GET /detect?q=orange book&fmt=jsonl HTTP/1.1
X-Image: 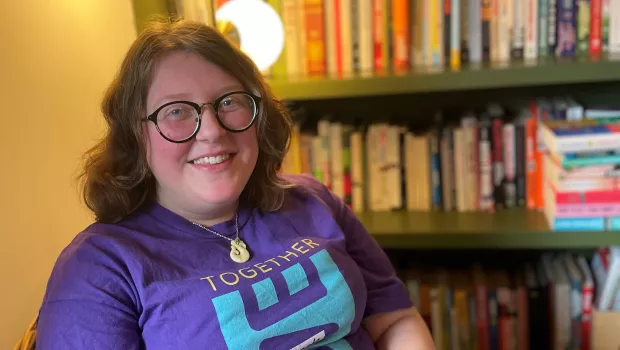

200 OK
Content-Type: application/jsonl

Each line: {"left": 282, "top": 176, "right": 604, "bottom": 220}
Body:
{"left": 334, "top": 0, "right": 343, "bottom": 76}
{"left": 525, "top": 117, "right": 538, "bottom": 209}
{"left": 304, "top": 0, "right": 326, "bottom": 76}
{"left": 391, "top": 0, "right": 410, "bottom": 72}
{"left": 534, "top": 138, "right": 544, "bottom": 210}
{"left": 525, "top": 116, "right": 545, "bottom": 210}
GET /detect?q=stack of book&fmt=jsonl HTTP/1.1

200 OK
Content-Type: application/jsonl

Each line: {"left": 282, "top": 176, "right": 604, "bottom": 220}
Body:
{"left": 540, "top": 116, "right": 620, "bottom": 231}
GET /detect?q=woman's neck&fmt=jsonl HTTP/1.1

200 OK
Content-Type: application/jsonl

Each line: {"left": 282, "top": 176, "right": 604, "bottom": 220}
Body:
{"left": 189, "top": 208, "right": 236, "bottom": 227}
{"left": 157, "top": 194, "right": 238, "bottom": 228}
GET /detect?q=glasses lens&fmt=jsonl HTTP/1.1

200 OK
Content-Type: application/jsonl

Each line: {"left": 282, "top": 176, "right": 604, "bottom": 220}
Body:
{"left": 217, "top": 92, "right": 257, "bottom": 131}
{"left": 156, "top": 102, "right": 199, "bottom": 141}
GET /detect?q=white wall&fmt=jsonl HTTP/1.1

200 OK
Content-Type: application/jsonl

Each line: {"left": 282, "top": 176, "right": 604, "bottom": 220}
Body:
{"left": 0, "top": 1, "right": 137, "bottom": 347}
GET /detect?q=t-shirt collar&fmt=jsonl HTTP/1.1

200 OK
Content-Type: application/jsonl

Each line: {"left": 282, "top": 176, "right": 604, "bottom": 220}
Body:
{"left": 142, "top": 200, "right": 253, "bottom": 239}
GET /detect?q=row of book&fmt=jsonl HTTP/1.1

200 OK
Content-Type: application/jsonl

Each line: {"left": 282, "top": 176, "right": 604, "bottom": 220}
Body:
{"left": 280, "top": 98, "right": 620, "bottom": 231}
{"left": 397, "top": 247, "right": 620, "bottom": 350}
{"left": 267, "top": 0, "right": 620, "bottom": 79}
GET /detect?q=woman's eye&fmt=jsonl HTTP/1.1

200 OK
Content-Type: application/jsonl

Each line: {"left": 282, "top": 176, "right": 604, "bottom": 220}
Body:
{"left": 161, "top": 104, "right": 193, "bottom": 120}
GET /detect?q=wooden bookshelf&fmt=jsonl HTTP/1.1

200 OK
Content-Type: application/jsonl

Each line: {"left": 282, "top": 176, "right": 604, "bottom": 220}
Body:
{"left": 268, "top": 57, "right": 620, "bottom": 100}
{"left": 360, "top": 209, "right": 620, "bottom": 249}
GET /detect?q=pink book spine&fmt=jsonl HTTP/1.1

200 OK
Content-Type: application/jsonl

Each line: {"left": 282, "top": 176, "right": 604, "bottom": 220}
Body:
{"left": 581, "top": 283, "right": 593, "bottom": 350}
{"left": 554, "top": 203, "right": 620, "bottom": 217}
{"left": 549, "top": 182, "right": 620, "bottom": 204}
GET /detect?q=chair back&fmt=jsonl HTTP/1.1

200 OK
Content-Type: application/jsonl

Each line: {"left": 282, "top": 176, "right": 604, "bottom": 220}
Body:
{"left": 13, "top": 316, "right": 37, "bottom": 350}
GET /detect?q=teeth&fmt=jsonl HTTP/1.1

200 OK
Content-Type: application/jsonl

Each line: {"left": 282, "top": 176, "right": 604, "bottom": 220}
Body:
{"left": 192, "top": 153, "right": 231, "bottom": 165}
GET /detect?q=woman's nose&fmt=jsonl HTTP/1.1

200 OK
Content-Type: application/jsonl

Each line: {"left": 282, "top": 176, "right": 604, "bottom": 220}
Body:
{"left": 194, "top": 104, "right": 227, "bottom": 142}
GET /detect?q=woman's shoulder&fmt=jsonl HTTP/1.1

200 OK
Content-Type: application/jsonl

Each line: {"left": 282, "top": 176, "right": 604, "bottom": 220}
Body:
{"left": 42, "top": 222, "right": 140, "bottom": 303}
{"left": 280, "top": 172, "right": 327, "bottom": 192}
{"left": 60, "top": 221, "right": 140, "bottom": 258}
{"left": 280, "top": 173, "right": 340, "bottom": 212}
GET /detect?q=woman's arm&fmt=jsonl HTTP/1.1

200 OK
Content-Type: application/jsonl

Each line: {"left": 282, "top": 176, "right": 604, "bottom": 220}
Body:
{"left": 363, "top": 307, "right": 435, "bottom": 350}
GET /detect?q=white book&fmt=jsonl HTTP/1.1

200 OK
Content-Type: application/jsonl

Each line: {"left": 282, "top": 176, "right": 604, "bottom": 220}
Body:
{"left": 498, "top": 0, "right": 512, "bottom": 62}
{"left": 329, "top": 122, "right": 344, "bottom": 199}
{"left": 358, "top": 0, "right": 373, "bottom": 76}
{"left": 512, "top": 0, "right": 525, "bottom": 58}
{"left": 387, "top": 125, "right": 402, "bottom": 210}
{"left": 610, "top": 0, "right": 620, "bottom": 53}
{"left": 350, "top": 130, "right": 365, "bottom": 212}
{"left": 502, "top": 123, "right": 516, "bottom": 208}
{"left": 524, "top": 0, "right": 538, "bottom": 60}
{"left": 323, "top": 0, "right": 338, "bottom": 77}
{"left": 282, "top": 0, "right": 301, "bottom": 78}
{"left": 450, "top": 0, "right": 461, "bottom": 68}
{"left": 468, "top": 0, "right": 482, "bottom": 62}
{"left": 340, "top": 0, "right": 354, "bottom": 76}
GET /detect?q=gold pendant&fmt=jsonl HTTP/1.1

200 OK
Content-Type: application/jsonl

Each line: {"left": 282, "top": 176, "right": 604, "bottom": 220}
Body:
{"left": 230, "top": 238, "right": 250, "bottom": 263}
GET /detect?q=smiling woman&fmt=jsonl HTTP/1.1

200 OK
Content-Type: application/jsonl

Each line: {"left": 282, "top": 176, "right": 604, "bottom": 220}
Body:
{"left": 34, "top": 18, "right": 434, "bottom": 350}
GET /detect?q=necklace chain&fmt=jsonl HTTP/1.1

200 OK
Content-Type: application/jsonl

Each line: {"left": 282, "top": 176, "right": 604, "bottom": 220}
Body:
{"left": 192, "top": 212, "right": 250, "bottom": 263}
{"left": 192, "top": 213, "right": 239, "bottom": 242}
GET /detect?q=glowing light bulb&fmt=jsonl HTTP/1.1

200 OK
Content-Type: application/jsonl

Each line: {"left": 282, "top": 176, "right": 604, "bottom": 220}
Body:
{"left": 216, "top": 0, "right": 285, "bottom": 72}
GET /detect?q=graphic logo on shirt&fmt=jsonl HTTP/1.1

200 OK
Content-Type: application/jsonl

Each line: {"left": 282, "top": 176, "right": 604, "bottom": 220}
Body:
{"left": 211, "top": 249, "right": 355, "bottom": 350}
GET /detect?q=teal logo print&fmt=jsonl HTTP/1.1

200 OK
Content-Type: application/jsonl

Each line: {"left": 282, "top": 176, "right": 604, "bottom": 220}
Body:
{"left": 211, "top": 249, "right": 355, "bottom": 349}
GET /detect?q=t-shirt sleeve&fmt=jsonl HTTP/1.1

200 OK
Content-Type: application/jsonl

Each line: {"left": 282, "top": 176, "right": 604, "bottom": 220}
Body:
{"left": 36, "top": 232, "right": 142, "bottom": 350}
{"left": 291, "top": 174, "right": 413, "bottom": 318}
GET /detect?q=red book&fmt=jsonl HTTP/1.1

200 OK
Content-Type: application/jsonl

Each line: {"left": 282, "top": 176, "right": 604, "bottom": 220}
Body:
{"left": 372, "top": 0, "right": 386, "bottom": 73}
{"left": 549, "top": 183, "right": 620, "bottom": 204}
{"left": 473, "top": 266, "right": 490, "bottom": 350}
{"left": 590, "top": 0, "right": 603, "bottom": 56}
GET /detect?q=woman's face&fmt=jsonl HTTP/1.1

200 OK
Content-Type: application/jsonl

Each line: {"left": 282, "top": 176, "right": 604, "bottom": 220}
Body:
{"left": 144, "top": 50, "right": 259, "bottom": 219}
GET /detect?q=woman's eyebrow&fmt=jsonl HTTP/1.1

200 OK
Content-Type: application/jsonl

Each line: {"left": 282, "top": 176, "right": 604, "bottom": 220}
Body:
{"left": 214, "top": 84, "right": 245, "bottom": 96}
{"left": 152, "top": 93, "right": 193, "bottom": 107}
{"left": 151, "top": 84, "right": 245, "bottom": 108}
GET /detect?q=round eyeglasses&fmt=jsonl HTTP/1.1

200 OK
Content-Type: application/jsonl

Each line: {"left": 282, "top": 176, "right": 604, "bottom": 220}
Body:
{"left": 142, "top": 91, "right": 261, "bottom": 143}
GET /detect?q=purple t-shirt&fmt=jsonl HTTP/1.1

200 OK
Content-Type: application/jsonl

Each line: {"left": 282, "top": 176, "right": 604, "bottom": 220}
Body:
{"left": 37, "top": 174, "right": 412, "bottom": 349}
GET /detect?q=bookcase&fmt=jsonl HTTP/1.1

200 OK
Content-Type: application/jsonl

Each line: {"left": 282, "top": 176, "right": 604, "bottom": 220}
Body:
{"left": 130, "top": 0, "right": 620, "bottom": 348}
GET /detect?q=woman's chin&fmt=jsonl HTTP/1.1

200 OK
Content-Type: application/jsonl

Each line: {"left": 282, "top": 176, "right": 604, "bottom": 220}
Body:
{"left": 194, "top": 186, "right": 242, "bottom": 207}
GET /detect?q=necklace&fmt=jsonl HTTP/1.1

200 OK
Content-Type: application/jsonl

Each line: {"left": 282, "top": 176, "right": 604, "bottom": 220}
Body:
{"left": 192, "top": 213, "right": 251, "bottom": 263}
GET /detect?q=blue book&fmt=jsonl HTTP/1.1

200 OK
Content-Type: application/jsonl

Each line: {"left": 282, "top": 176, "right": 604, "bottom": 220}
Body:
{"left": 556, "top": 0, "right": 577, "bottom": 57}
{"left": 551, "top": 217, "right": 606, "bottom": 231}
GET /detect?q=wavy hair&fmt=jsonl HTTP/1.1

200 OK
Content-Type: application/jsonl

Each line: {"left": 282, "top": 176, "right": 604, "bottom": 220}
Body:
{"left": 79, "top": 18, "right": 293, "bottom": 223}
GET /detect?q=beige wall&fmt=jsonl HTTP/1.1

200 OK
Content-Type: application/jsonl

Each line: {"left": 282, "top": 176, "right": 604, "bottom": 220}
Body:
{"left": 0, "top": 1, "right": 137, "bottom": 347}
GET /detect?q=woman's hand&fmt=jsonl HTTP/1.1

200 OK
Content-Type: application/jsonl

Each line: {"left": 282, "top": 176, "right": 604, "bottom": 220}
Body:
{"left": 363, "top": 307, "right": 435, "bottom": 350}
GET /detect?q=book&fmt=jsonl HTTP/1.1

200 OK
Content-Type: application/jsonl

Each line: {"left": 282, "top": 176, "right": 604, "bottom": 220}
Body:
{"left": 540, "top": 118, "right": 620, "bottom": 154}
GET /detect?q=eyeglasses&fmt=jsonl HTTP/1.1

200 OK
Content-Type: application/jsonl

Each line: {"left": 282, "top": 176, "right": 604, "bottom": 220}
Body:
{"left": 142, "top": 91, "right": 261, "bottom": 143}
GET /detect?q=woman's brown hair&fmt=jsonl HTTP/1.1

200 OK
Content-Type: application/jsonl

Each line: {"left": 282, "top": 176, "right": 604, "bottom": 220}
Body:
{"left": 80, "top": 18, "right": 293, "bottom": 223}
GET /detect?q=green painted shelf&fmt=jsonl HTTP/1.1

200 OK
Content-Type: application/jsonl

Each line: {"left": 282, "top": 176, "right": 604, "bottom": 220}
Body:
{"left": 268, "top": 57, "right": 620, "bottom": 100}
{"left": 359, "top": 209, "right": 620, "bottom": 249}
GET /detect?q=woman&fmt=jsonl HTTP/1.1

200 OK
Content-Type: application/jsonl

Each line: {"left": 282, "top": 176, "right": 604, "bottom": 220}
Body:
{"left": 36, "top": 19, "right": 434, "bottom": 349}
